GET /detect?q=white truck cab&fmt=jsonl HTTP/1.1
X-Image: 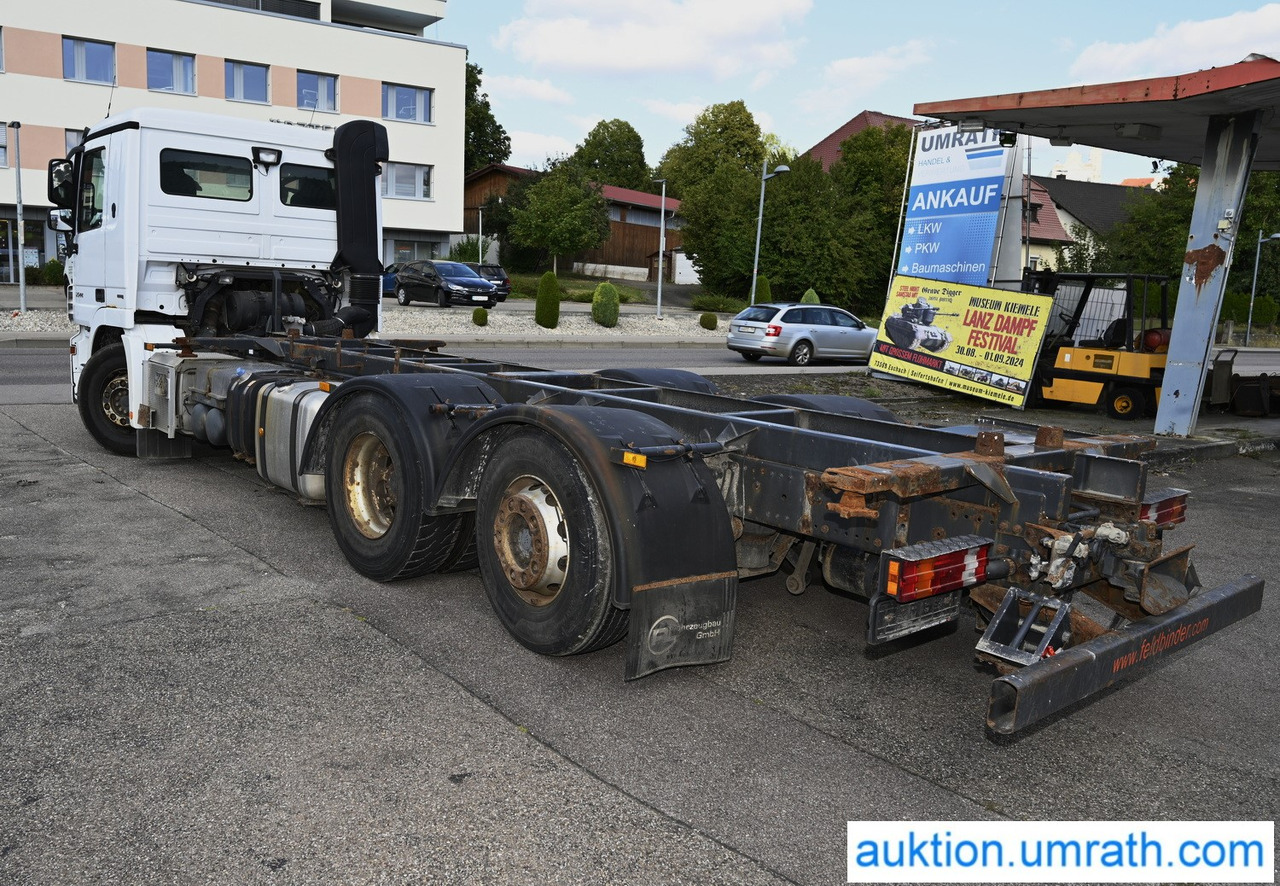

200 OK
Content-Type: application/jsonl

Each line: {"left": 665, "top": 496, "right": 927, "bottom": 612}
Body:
{"left": 48, "top": 108, "right": 388, "bottom": 454}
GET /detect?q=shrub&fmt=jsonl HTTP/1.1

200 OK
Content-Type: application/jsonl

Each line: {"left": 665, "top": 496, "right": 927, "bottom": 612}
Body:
{"left": 535, "top": 271, "right": 560, "bottom": 329}
{"left": 1253, "top": 294, "right": 1278, "bottom": 328}
{"left": 472, "top": 307, "right": 488, "bottom": 327}
{"left": 591, "top": 282, "right": 620, "bottom": 328}
{"left": 800, "top": 288, "right": 821, "bottom": 304}
{"left": 448, "top": 236, "right": 493, "bottom": 264}
{"left": 699, "top": 312, "right": 718, "bottom": 331}
{"left": 691, "top": 294, "right": 747, "bottom": 314}
{"left": 754, "top": 274, "right": 773, "bottom": 303}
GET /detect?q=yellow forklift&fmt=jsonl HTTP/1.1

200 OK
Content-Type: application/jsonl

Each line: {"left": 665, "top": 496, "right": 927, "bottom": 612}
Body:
{"left": 1024, "top": 272, "right": 1172, "bottom": 420}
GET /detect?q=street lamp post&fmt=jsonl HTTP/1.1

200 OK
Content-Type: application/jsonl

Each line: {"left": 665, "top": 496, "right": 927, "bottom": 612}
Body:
{"left": 477, "top": 205, "right": 484, "bottom": 263}
{"left": 749, "top": 159, "right": 789, "bottom": 305}
{"left": 9, "top": 122, "right": 25, "bottom": 313}
{"left": 1246, "top": 230, "right": 1280, "bottom": 345}
{"left": 653, "top": 178, "right": 666, "bottom": 320}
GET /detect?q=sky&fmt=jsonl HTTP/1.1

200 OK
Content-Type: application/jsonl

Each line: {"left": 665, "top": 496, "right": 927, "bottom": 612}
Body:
{"left": 427, "top": 1, "right": 1280, "bottom": 184}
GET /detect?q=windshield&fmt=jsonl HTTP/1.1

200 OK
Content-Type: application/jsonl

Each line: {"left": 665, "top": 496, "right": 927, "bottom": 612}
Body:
{"left": 435, "top": 262, "right": 480, "bottom": 278}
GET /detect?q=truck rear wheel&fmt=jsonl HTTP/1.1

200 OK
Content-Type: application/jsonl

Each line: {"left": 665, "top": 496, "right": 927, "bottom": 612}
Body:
{"left": 78, "top": 342, "right": 136, "bottom": 456}
{"left": 325, "top": 392, "right": 462, "bottom": 581}
{"left": 476, "top": 428, "right": 628, "bottom": 655}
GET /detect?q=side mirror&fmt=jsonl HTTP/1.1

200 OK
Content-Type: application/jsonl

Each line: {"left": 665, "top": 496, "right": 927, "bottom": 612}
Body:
{"left": 48, "top": 159, "right": 75, "bottom": 209}
{"left": 47, "top": 209, "right": 72, "bottom": 233}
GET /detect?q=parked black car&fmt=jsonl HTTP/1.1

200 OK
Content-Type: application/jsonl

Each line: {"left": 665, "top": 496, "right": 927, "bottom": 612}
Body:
{"left": 463, "top": 262, "right": 511, "bottom": 302}
{"left": 393, "top": 260, "right": 497, "bottom": 308}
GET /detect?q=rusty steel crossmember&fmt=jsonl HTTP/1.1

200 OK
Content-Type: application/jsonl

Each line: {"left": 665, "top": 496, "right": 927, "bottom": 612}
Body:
{"left": 986, "top": 574, "right": 1264, "bottom": 734}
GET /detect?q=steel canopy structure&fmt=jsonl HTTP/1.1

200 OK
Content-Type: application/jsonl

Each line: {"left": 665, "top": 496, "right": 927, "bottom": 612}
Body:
{"left": 914, "top": 54, "right": 1280, "bottom": 435}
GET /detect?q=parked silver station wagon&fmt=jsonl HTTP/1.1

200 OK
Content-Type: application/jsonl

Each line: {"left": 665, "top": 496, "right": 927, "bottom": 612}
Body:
{"left": 726, "top": 303, "right": 878, "bottom": 365}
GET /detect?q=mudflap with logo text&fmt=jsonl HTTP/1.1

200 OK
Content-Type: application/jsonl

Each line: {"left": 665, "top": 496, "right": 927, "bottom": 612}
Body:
{"left": 625, "top": 572, "right": 737, "bottom": 679}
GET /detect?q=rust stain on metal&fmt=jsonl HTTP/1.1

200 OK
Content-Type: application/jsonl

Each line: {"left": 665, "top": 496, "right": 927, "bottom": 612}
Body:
{"left": 827, "top": 491, "right": 879, "bottom": 521}
{"left": 1184, "top": 243, "right": 1227, "bottom": 292}
{"left": 824, "top": 461, "right": 943, "bottom": 495}
{"left": 974, "top": 431, "right": 1005, "bottom": 458}
{"left": 633, "top": 570, "right": 737, "bottom": 594}
{"left": 1035, "top": 426, "right": 1065, "bottom": 449}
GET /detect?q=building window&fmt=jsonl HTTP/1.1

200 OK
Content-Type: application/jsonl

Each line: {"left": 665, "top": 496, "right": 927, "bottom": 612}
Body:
{"left": 65, "top": 129, "right": 83, "bottom": 155}
{"left": 1, "top": 27, "right": 6, "bottom": 72}
{"left": 160, "top": 149, "right": 253, "bottom": 201}
{"left": 225, "top": 60, "right": 269, "bottom": 103}
{"left": 63, "top": 37, "right": 115, "bottom": 85}
{"left": 0, "top": 124, "right": 7, "bottom": 167}
{"left": 297, "top": 71, "right": 336, "bottom": 112}
{"left": 148, "top": 50, "right": 196, "bottom": 95}
{"left": 382, "top": 84, "right": 433, "bottom": 124}
{"left": 381, "top": 162, "right": 433, "bottom": 200}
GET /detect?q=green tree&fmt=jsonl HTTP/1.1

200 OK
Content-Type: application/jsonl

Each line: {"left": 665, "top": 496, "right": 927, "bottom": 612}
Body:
{"left": 826, "top": 123, "right": 913, "bottom": 314}
{"left": 573, "top": 120, "right": 651, "bottom": 191}
{"left": 655, "top": 101, "right": 765, "bottom": 200}
{"left": 1055, "top": 222, "right": 1110, "bottom": 272}
{"left": 465, "top": 62, "right": 511, "bottom": 173}
{"left": 662, "top": 102, "right": 772, "bottom": 296}
{"left": 510, "top": 163, "right": 610, "bottom": 274}
{"left": 800, "top": 288, "right": 820, "bottom": 304}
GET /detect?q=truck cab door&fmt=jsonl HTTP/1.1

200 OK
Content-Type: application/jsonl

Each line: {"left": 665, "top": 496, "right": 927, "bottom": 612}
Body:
{"left": 70, "top": 146, "right": 108, "bottom": 310}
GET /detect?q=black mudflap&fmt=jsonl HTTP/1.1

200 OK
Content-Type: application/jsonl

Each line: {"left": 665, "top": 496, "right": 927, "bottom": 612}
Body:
{"left": 626, "top": 571, "right": 737, "bottom": 679}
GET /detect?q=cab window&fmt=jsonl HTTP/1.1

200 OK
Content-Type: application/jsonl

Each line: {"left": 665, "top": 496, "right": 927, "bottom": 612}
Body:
{"left": 160, "top": 149, "right": 252, "bottom": 201}
{"left": 280, "top": 163, "right": 335, "bottom": 210}
{"left": 77, "top": 148, "right": 106, "bottom": 232}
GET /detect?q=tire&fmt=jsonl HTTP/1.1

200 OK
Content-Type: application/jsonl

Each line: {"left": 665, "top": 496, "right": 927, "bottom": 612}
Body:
{"left": 324, "top": 392, "right": 462, "bottom": 581}
{"left": 476, "top": 428, "right": 628, "bottom": 656}
{"left": 1106, "top": 386, "right": 1147, "bottom": 420}
{"left": 436, "top": 286, "right": 450, "bottom": 308}
{"left": 787, "top": 340, "right": 814, "bottom": 366}
{"left": 396, "top": 286, "right": 411, "bottom": 306}
{"left": 740, "top": 352, "right": 762, "bottom": 362}
{"left": 77, "top": 342, "right": 136, "bottom": 456}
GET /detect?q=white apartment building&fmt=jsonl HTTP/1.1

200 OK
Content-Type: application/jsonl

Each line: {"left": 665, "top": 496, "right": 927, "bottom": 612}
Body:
{"left": 0, "top": 0, "right": 465, "bottom": 283}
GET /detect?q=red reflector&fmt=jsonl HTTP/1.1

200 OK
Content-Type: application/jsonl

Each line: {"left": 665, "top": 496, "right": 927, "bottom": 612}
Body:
{"left": 765, "top": 324, "right": 782, "bottom": 337}
{"left": 1140, "top": 490, "right": 1188, "bottom": 526}
{"left": 886, "top": 544, "right": 989, "bottom": 602}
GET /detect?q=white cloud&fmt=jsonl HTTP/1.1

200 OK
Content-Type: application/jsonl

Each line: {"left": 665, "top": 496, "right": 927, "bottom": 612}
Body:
{"left": 641, "top": 98, "right": 706, "bottom": 126}
{"left": 493, "top": 0, "right": 813, "bottom": 82}
{"left": 1070, "top": 5, "right": 1280, "bottom": 81}
{"left": 508, "top": 130, "right": 577, "bottom": 168}
{"left": 798, "top": 40, "right": 932, "bottom": 115}
{"left": 485, "top": 74, "right": 574, "bottom": 105}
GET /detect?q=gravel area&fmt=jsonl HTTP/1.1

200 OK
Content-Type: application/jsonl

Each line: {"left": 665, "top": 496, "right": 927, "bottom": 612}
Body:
{"left": 1, "top": 309, "right": 75, "bottom": 334}
{"left": 379, "top": 303, "right": 722, "bottom": 338}
{"left": 0, "top": 303, "right": 723, "bottom": 339}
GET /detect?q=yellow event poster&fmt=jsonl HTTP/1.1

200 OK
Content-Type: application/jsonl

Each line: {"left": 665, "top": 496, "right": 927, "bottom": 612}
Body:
{"left": 869, "top": 275, "right": 1053, "bottom": 407}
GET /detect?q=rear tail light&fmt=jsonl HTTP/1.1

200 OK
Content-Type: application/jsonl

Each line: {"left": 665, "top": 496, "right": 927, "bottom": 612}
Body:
{"left": 765, "top": 324, "right": 782, "bottom": 337}
{"left": 1140, "top": 489, "right": 1188, "bottom": 526}
{"left": 882, "top": 536, "right": 990, "bottom": 603}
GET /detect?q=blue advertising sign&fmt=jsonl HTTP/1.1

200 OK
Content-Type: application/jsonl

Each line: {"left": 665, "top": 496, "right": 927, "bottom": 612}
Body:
{"left": 897, "top": 127, "right": 1015, "bottom": 286}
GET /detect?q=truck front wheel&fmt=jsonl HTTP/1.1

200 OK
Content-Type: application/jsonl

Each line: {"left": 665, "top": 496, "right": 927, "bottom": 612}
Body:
{"left": 476, "top": 428, "right": 628, "bottom": 656}
{"left": 78, "top": 342, "right": 136, "bottom": 456}
{"left": 325, "top": 392, "right": 462, "bottom": 581}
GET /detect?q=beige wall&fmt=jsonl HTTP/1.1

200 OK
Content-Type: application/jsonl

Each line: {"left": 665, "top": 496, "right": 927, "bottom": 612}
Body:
{"left": 4, "top": 27, "right": 61, "bottom": 78}
{"left": 0, "top": 1, "right": 466, "bottom": 239}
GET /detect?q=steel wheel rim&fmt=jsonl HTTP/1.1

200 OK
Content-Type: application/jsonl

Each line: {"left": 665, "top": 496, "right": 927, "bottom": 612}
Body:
{"left": 493, "top": 475, "right": 569, "bottom": 605}
{"left": 343, "top": 431, "right": 395, "bottom": 539}
{"left": 1114, "top": 394, "right": 1135, "bottom": 414}
{"left": 101, "top": 371, "right": 131, "bottom": 429}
